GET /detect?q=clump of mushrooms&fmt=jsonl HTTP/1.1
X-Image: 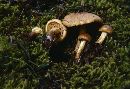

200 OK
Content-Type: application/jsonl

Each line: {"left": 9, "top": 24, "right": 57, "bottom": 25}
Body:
{"left": 29, "top": 12, "right": 113, "bottom": 63}
{"left": 62, "top": 12, "right": 103, "bottom": 61}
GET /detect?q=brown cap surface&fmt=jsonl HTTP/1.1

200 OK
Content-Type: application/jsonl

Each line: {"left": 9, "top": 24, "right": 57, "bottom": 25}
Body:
{"left": 62, "top": 12, "right": 103, "bottom": 27}
{"left": 78, "top": 33, "right": 91, "bottom": 42}
{"left": 99, "top": 25, "right": 113, "bottom": 33}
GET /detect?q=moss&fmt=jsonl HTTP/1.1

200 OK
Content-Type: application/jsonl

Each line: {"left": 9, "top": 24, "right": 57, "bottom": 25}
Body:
{"left": 0, "top": 0, "right": 130, "bottom": 89}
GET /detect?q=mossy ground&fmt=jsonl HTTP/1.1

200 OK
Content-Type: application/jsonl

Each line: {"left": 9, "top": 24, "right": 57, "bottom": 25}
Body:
{"left": 0, "top": 0, "right": 130, "bottom": 89}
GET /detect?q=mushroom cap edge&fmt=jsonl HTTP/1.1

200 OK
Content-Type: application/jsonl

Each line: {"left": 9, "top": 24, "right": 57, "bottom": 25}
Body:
{"left": 62, "top": 12, "right": 103, "bottom": 27}
{"left": 99, "top": 25, "right": 113, "bottom": 34}
{"left": 45, "top": 19, "right": 67, "bottom": 41}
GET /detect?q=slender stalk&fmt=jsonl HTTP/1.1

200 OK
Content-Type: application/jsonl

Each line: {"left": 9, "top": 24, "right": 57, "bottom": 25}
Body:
{"left": 75, "top": 40, "right": 86, "bottom": 60}
{"left": 75, "top": 26, "right": 90, "bottom": 61}
{"left": 96, "top": 32, "right": 107, "bottom": 44}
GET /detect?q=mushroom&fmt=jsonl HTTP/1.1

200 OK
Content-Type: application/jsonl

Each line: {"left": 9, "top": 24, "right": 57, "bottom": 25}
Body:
{"left": 62, "top": 12, "right": 103, "bottom": 61}
{"left": 29, "top": 26, "right": 43, "bottom": 38}
{"left": 75, "top": 32, "right": 91, "bottom": 60}
{"left": 95, "top": 25, "right": 113, "bottom": 44}
{"left": 45, "top": 19, "right": 67, "bottom": 42}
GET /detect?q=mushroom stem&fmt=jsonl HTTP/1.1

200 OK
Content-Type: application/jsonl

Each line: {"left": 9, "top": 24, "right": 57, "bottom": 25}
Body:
{"left": 75, "top": 28, "right": 91, "bottom": 61}
{"left": 75, "top": 40, "right": 86, "bottom": 60}
{"left": 96, "top": 32, "right": 107, "bottom": 44}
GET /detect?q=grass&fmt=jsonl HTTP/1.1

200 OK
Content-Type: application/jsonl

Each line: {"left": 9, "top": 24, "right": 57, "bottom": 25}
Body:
{"left": 0, "top": 0, "right": 130, "bottom": 89}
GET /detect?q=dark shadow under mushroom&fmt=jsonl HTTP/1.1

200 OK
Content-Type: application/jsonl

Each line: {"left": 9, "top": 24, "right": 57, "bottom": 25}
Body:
{"left": 46, "top": 27, "right": 79, "bottom": 62}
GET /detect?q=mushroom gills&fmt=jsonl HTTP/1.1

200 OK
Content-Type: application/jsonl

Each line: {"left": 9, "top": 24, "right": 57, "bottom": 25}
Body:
{"left": 47, "top": 27, "right": 62, "bottom": 42}
{"left": 96, "top": 32, "right": 107, "bottom": 44}
{"left": 46, "top": 19, "right": 67, "bottom": 41}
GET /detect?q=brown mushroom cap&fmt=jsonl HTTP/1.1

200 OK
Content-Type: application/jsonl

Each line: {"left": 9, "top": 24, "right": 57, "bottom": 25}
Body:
{"left": 78, "top": 32, "right": 91, "bottom": 42}
{"left": 45, "top": 19, "right": 67, "bottom": 41}
{"left": 32, "top": 27, "right": 43, "bottom": 34}
{"left": 62, "top": 12, "right": 103, "bottom": 27}
{"left": 99, "top": 25, "right": 113, "bottom": 34}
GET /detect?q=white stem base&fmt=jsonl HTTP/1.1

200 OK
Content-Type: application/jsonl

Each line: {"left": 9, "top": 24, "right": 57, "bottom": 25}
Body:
{"left": 96, "top": 32, "right": 107, "bottom": 44}
{"left": 75, "top": 40, "right": 86, "bottom": 60}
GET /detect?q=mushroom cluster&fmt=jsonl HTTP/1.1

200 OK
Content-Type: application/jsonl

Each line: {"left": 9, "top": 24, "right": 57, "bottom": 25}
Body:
{"left": 30, "top": 12, "right": 113, "bottom": 62}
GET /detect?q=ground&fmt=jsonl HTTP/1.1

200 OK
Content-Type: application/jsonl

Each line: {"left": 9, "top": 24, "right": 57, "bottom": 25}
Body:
{"left": 0, "top": 0, "right": 130, "bottom": 89}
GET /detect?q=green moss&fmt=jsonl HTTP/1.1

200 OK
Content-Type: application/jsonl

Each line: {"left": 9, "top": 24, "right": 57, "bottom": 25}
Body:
{"left": 0, "top": 0, "right": 130, "bottom": 89}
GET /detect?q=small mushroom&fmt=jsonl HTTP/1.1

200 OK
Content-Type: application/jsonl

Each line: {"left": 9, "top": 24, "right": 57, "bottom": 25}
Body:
{"left": 62, "top": 12, "right": 102, "bottom": 61}
{"left": 29, "top": 26, "right": 43, "bottom": 38}
{"left": 96, "top": 25, "right": 112, "bottom": 44}
{"left": 45, "top": 19, "right": 67, "bottom": 42}
{"left": 75, "top": 32, "right": 91, "bottom": 60}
